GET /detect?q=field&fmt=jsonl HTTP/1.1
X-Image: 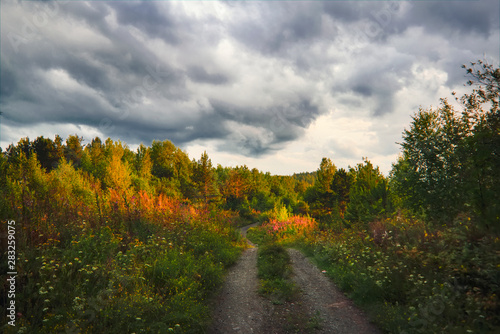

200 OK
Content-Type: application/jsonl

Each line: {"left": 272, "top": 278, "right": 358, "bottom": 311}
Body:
{"left": 248, "top": 215, "right": 500, "bottom": 333}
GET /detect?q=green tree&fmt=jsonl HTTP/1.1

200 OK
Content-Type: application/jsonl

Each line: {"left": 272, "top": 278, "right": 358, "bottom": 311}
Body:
{"left": 150, "top": 140, "right": 192, "bottom": 197}
{"left": 5, "top": 150, "right": 49, "bottom": 230}
{"left": 32, "top": 136, "right": 63, "bottom": 171}
{"left": 460, "top": 61, "right": 500, "bottom": 228}
{"left": 305, "top": 158, "right": 337, "bottom": 220}
{"left": 5, "top": 137, "right": 33, "bottom": 165}
{"left": 83, "top": 137, "right": 107, "bottom": 181}
{"left": 392, "top": 61, "right": 500, "bottom": 229}
{"left": 331, "top": 168, "right": 353, "bottom": 219}
{"left": 49, "top": 157, "right": 96, "bottom": 226}
{"left": 192, "top": 151, "right": 219, "bottom": 203}
{"left": 396, "top": 100, "right": 466, "bottom": 222}
{"left": 132, "top": 144, "right": 154, "bottom": 193}
{"left": 65, "top": 134, "right": 84, "bottom": 167}
{"left": 346, "top": 159, "right": 388, "bottom": 224}
{"left": 316, "top": 158, "right": 336, "bottom": 194}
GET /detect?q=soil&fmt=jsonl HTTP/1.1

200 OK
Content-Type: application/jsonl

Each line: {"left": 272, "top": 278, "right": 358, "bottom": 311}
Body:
{"left": 208, "top": 246, "right": 269, "bottom": 333}
{"left": 288, "top": 248, "right": 381, "bottom": 334}
{"left": 208, "top": 224, "right": 381, "bottom": 334}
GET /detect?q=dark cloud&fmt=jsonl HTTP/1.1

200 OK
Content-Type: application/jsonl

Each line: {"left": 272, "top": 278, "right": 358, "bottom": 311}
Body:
{"left": 321, "top": 1, "right": 408, "bottom": 44}
{"left": 0, "top": 62, "right": 17, "bottom": 100}
{"left": 334, "top": 52, "right": 414, "bottom": 116}
{"left": 209, "top": 97, "right": 319, "bottom": 132}
{"left": 187, "top": 66, "right": 229, "bottom": 85}
{"left": 1, "top": 0, "right": 498, "bottom": 163}
{"left": 323, "top": 1, "right": 392, "bottom": 24}
{"left": 206, "top": 97, "right": 320, "bottom": 155}
{"left": 112, "top": 1, "right": 182, "bottom": 45}
{"left": 229, "top": 2, "right": 324, "bottom": 56}
{"left": 0, "top": 0, "right": 190, "bottom": 130}
{"left": 405, "top": 0, "right": 499, "bottom": 37}
{"left": 352, "top": 84, "right": 372, "bottom": 97}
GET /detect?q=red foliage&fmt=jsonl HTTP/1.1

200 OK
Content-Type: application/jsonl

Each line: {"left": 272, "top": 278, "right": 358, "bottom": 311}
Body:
{"left": 262, "top": 215, "right": 317, "bottom": 238}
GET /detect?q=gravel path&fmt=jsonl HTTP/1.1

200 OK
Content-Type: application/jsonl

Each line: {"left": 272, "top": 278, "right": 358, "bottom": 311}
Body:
{"left": 288, "top": 249, "right": 381, "bottom": 334}
{"left": 208, "top": 223, "right": 270, "bottom": 334}
{"left": 208, "top": 224, "right": 381, "bottom": 333}
{"left": 208, "top": 247, "right": 269, "bottom": 334}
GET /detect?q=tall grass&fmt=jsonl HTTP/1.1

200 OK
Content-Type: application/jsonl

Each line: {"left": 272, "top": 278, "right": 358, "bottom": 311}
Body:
{"left": 300, "top": 217, "right": 500, "bottom": 333}
{"left": 2, "top": 212, "right": 244, "bottom": 333}
{"left": 250, "top": 213, "right": 500, "bottom": 333}
{"left": 0, "top": 158, "right": 245, "bottom": 333}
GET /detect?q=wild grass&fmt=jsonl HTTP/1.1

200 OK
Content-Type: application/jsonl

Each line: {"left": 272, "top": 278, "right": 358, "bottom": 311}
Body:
{"left": 257, "top": 244, "right": 297, "bottom": 305}
{"left": 1, "top": 213, "right": 244, "bottom": 334}
{"left": 251, "top": 213, "right": 500, "bottom": 333}
{"left": 0, "top": 170, "right": 244, "bottom": 334}
{"left": 246, "top": 226, "right": 270, "bottom": 245}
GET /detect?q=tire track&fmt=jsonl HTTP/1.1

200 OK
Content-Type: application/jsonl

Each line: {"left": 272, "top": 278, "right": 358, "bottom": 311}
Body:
{"left": 208, "top": 223, "right": 270, "bottom": 334}
{"left": 288, "top": 249, "right": 381, "bottom": 334}
{"left": 209, "top": 225, "right": 381, "bottom": 334}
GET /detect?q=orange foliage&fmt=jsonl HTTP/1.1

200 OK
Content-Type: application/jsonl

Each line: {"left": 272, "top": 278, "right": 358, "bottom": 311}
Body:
{"left": 262, "top": 215, "right": 317, "bottom": 239}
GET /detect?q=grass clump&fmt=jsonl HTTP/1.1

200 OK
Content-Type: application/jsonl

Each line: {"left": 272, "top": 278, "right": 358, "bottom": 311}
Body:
{"left": 257, "top": 244, "right": 297, "bottom": 304}
{"left": 246, "top": 226, "right": 271, "bottom": 245}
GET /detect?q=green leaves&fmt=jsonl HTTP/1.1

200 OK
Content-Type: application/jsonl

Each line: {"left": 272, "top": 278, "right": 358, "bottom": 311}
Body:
{"left": 346, "top": 159, "right": 389, "bottom": 225}
{"left": 192, "top": 151, "right": 220, "bottom": 203}
{"left": 397, "top": 101, "right": 465, "bottom": 222}
{"left": 393, "top": 62, "right": 500, "bottom": 229}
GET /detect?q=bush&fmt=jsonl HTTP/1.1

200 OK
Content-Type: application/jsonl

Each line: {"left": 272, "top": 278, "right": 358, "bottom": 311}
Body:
{"left": 296, "top": 214, "right": 500, "bottom": 333}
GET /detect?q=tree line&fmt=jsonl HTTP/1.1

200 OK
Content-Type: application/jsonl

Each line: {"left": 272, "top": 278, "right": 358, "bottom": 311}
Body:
{"left": 1, "top": 61, "right": 498, "bottom": 233}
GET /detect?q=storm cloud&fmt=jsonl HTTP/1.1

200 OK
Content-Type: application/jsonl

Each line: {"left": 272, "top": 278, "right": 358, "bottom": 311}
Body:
{"left": 1, "top": 0, "right": 498, "bottom": 174}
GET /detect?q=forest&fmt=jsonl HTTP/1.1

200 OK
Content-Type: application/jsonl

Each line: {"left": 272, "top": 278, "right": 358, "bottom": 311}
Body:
{"left": 0, "top": 61, "right": 499, "bottom": 333}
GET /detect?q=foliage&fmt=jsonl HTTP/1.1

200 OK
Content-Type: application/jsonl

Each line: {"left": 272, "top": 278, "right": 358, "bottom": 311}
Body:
{"left": 297, "top": 215, "right": 500, "bottom": 333}
{"left": 346, "top": 159, "right": 390, "bottom": 225}
{"left": 260, "top": 215, "right": 317, "bottom": 244}
{"left": 304, "top": 158, "right": 337, "bottom": 220}
{"left": 392, "top": 61, "right": 500, "bottom": 229}
{"left": 150, "top": 140, "right": 193, "bottom": 198}
{"left": 0, "top": 140, "right": 244, "bottom": 333}
{"left": 269, "top": 200, "right": 290, "bottom": 222}
{"left": 192, "top": 151, "right": 220, "bottom": 204}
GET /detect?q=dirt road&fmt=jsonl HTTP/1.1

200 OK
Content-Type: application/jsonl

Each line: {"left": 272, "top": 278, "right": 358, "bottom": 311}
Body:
{"left": 288, "top": 249, "right": 380, "bottom": 334}
{"left": 208, "top": 223, "right": 270, "bottom": 333}
{"left": 208, "top": 224, "right": 380, "bottom": 333}
{"left": 208, "top": 247, "right": 269, "bottom": 333}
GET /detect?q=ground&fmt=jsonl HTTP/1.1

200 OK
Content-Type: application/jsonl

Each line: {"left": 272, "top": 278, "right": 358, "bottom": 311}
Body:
{"left": 208, "top": 224, "right": 380, "bottom": 334}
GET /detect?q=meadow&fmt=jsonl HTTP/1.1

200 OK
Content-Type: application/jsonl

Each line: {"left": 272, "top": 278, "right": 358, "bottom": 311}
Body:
{"left": 248, "top": 214, "right": 500, "bottom": 334}
{"left": 0, "top": 153, "right": 245, "bottom": 333}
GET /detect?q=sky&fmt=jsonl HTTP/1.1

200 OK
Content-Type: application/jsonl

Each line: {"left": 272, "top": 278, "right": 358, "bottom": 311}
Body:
{"left": 1, "top": 0, "right": 499, "bottom": 175}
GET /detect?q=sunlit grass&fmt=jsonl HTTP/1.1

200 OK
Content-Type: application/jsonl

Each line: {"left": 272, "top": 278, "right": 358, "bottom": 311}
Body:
{"left": 1, "top": 196, "right": 244, "bottom": 333}
{"left": 297, "top": 217, "right": 500, "bottom": 333}
{"left": 249, "top": 212, "right": 500, "bottom": 333}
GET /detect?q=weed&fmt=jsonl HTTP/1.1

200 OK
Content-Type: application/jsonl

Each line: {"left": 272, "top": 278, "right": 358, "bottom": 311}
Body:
{"left": 257, "top": 244, "right": 298, "bottom": 304}
{"left": 306, "top": 311, "right": 323, "bottom": 330}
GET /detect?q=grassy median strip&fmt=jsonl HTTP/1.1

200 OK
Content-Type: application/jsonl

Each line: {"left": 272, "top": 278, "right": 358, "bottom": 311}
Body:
{"left": 256, "top": 244, "right": 297, "bottom": 305}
